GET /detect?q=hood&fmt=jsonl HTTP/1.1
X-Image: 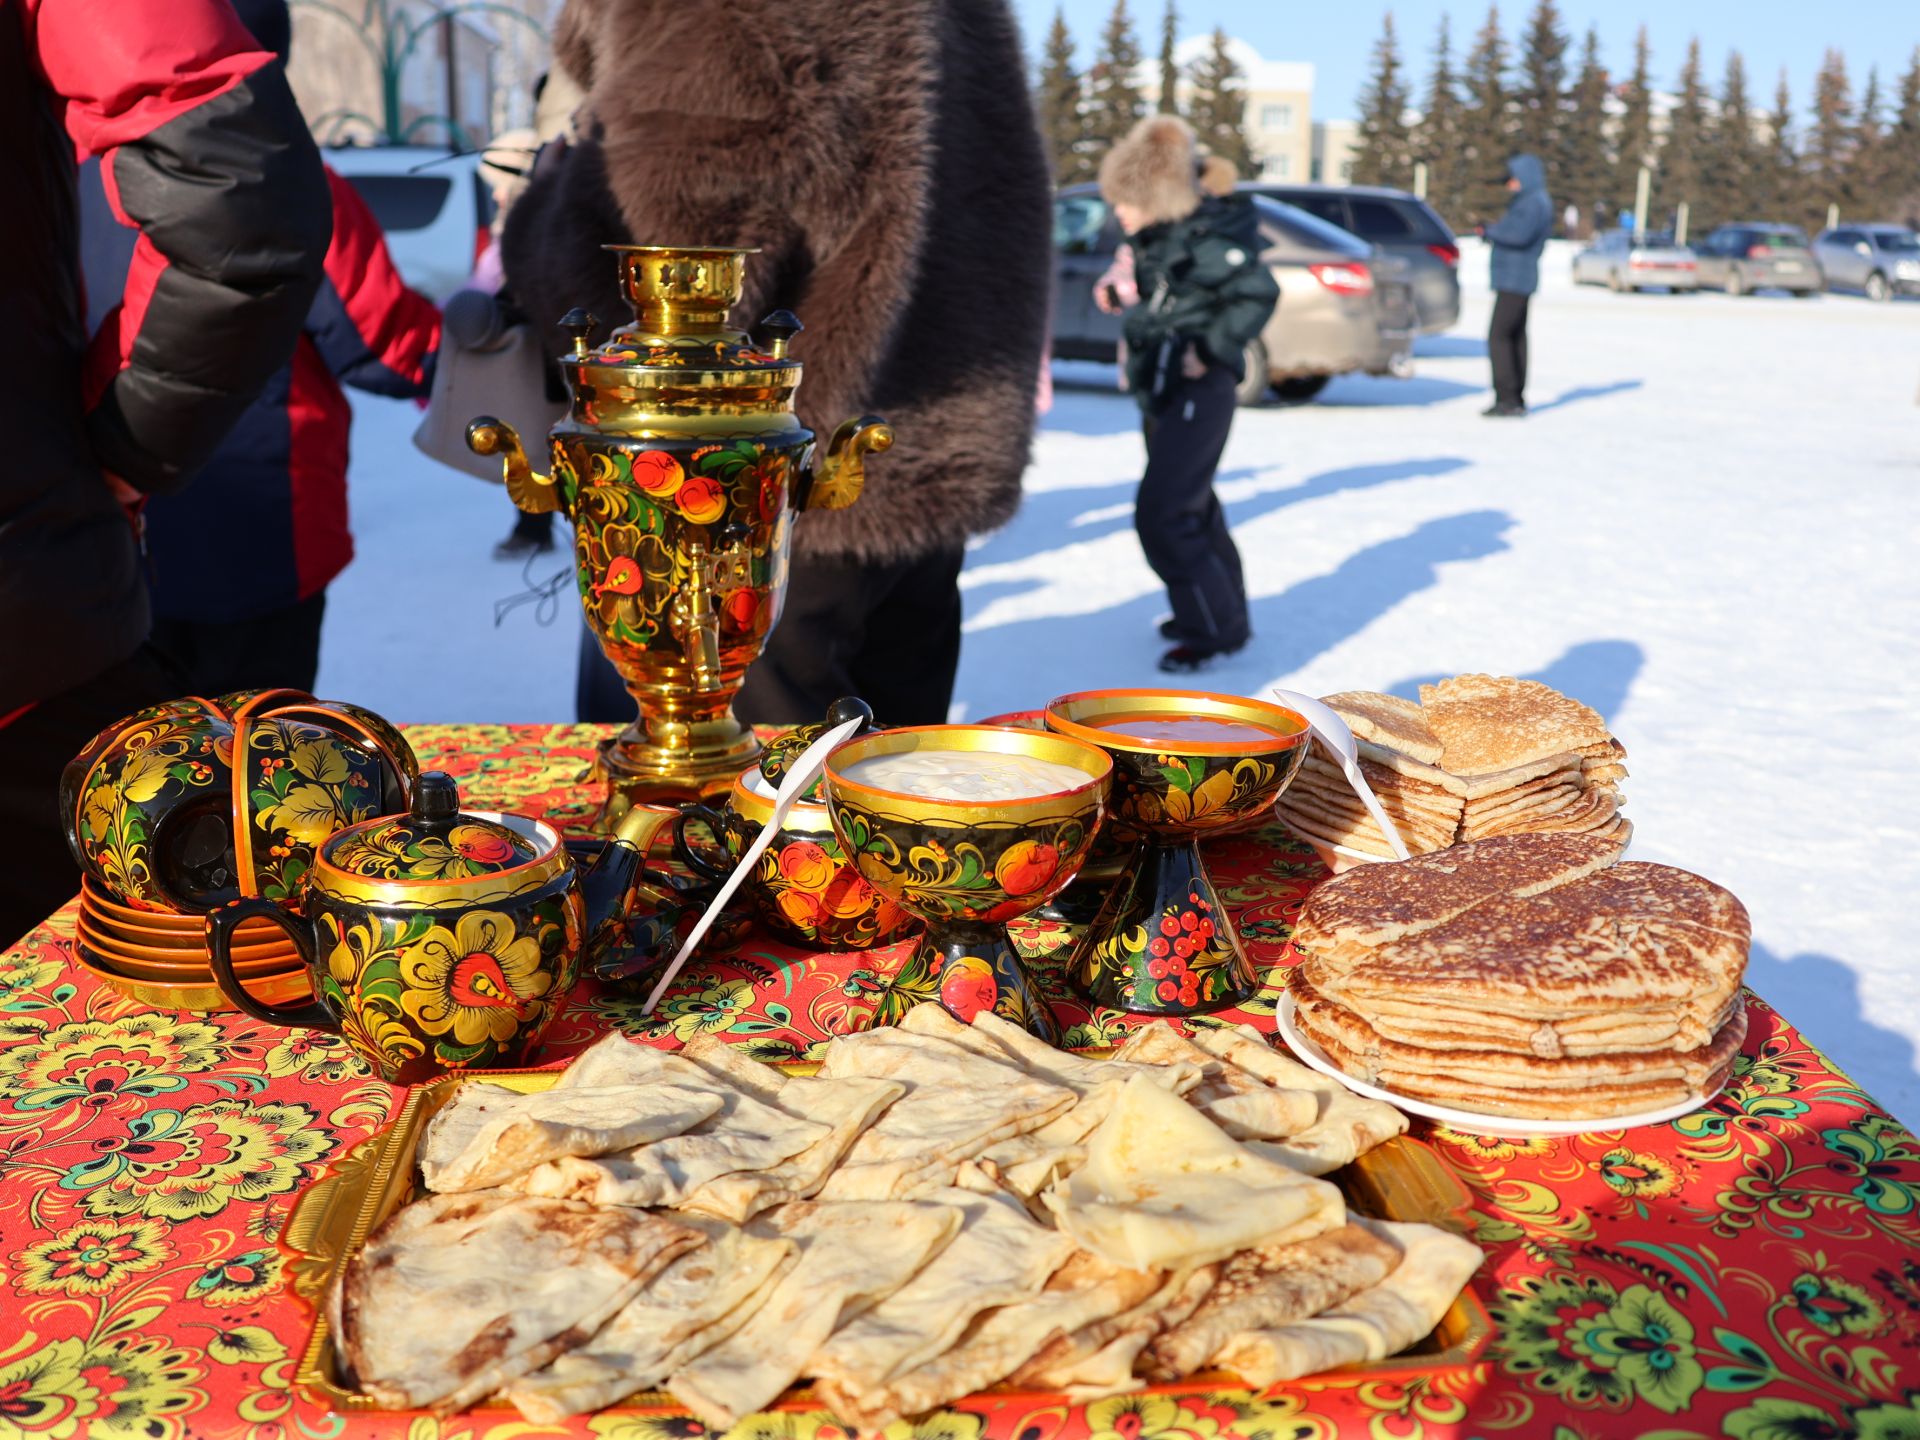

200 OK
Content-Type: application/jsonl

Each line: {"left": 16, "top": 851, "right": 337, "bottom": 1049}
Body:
{"left": 1507, "top": 154, "right": 1546, "bottom": 193}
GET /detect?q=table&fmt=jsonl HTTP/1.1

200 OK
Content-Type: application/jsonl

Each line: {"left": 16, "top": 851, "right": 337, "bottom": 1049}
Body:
{"left": 2, "top": 723, "right": 1916, "bottom": 1440}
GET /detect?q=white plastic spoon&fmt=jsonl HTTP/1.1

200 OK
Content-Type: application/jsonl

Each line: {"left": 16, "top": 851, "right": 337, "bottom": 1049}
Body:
{"left": 1270, "top": 687, "right": 1412, "bottom": 861}
{"left": 641, "top": 715, "right": 866, "bottom": 1014}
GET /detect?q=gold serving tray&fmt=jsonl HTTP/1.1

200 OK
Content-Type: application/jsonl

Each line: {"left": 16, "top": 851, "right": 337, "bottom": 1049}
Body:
{"left": 282, "top": 1064, "right": 1493, "bottom": 1416}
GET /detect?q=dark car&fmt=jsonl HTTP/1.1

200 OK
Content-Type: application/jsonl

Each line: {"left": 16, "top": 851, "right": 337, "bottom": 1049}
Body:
{"left": 1693, "top": 223, "right": 1821, "bottom": 296}
{"left": 1051, "top": 185, "right": 1416, "bottom": 406}
{"left": 1237, "top": 183, "right": 1461, "bottom": 333}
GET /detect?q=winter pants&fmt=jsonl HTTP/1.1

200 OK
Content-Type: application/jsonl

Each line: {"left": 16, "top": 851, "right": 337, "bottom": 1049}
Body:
{"left": 1489, "top": 290, "right": 1531, "bottom": 408}
{"left": 737, "top": 547, "right": 967, "bottom": 725}
{"left": 0, "top": 644, "right": 181, "bottom": 947}
{"left": 150, "top": 592, "right": 327, "bottom": 698}
{"left": 1136, "top": 366, "right": 1249, "bottom": 650}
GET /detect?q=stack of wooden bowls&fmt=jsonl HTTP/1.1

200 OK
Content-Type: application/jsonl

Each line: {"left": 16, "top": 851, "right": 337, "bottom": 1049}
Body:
{"left": 75, "top": 880, "right": 309, "bottom": 1012}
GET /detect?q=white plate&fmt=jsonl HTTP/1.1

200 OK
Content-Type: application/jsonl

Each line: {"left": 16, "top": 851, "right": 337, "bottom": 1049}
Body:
{"left": 1274, "top": 994, "right": 1730, "bottom": 1138}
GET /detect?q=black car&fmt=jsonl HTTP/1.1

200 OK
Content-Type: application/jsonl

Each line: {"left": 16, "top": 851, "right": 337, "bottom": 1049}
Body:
{"left": 1239, "top": 183, "right": 1461, "bottom": 333}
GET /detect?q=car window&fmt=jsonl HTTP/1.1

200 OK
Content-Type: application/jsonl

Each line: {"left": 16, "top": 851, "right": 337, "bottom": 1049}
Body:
{"left": 1347, "top": 198, "right": 1416, "bottom": 239}
{"left": 1054, "top": 194, "right": 1111, "bottom": 254}
{"left": 1250, "top": 196, "right": 1368, "bottom": 256}
{"left": 1293, "top": 194, "right": 1349, "bottom": 229}
{"left": 1768, "top": 229, "right": 1810, "bottom": 249}
{"left": 1874, "top": 230, "right": 1920, "bottom": 253}
{"left": 1829, "top": 229, "right": 1859, "bottom": 246}
{"left": 342, "top": 174, "right": 453, "bottom": 233}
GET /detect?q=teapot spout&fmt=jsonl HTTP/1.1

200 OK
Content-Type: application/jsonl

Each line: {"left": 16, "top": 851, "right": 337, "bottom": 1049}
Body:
{"left": 468, "top": 417, "right": 563, "bottom": 515}
{"left": 579, "top": 805, "right": 677, "bottom": 960}
{"left": 795, "top": 415, "right": 892, "bottom": 511}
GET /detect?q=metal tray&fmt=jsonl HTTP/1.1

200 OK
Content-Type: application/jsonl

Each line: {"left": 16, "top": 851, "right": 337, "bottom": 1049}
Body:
{"left": 282, "top": 1064, "right": 1493, "bottom": 1415}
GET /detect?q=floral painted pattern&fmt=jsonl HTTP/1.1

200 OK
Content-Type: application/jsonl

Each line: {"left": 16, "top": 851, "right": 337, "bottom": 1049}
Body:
{"left": 1, "top": 722, "right": 1917, "bottom": 1440}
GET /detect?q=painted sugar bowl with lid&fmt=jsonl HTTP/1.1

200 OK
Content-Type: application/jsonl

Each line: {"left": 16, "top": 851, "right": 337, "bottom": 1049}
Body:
{"left": 206, "top": 772, "right": 672, "bottom": 1082}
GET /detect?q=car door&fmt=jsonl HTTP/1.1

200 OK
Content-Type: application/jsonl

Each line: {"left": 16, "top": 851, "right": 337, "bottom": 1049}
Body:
{"left": 1052, "top": 192, "right": 1117, "bottom": 357}
{"left": 1825, "top": 230, "right": 1862, "bottom": 288}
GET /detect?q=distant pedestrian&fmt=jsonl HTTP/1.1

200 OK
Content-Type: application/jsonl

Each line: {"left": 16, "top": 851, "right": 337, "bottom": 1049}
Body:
{"left": 1563, "top": 201, "right": 1580, "bottom": 239}
{"left": 1100, "top": 117, "right": 1278, "bottom": 673}
{"left": 1481, "top": 154, "right": 1553, "bottom": 418}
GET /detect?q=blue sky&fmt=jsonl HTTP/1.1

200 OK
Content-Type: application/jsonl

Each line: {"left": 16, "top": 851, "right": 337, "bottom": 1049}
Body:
{"left": 1011, "top": 0, "right": 1919, "bottom": 124}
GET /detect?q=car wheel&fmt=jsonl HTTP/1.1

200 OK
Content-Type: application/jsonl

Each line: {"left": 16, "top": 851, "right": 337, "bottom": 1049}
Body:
{"left": 1725, "top": 269, "right": 1746, "bottom": 297}
{"left": 1865, "top": 271, "right": 1891, "bottom": 302}
{"left": 1608, "top": 269, "right": 1626, "bottom": 293}
{"left": 1794, "top": 287, "right": 1821, "bottom": 298}
{"left": 1235, "top": 340, "right": 1272, "bottom": 406}
{"left": 1272, "top": 375, "right": 1331, "bottom": 403}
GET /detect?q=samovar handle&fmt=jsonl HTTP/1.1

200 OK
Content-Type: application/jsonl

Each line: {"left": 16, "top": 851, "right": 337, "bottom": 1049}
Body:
{"left": 796, "top": 415, "right": 893, "bottom": 511}
{"left": 466, "top": 417, "right": 562, "bottom": 515}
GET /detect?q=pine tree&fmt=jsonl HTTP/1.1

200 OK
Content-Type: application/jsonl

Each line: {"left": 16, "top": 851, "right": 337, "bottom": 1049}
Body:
{"left": 1807, "top": 49, "right": 1855, "bottom": 224}
{"left": 1513, "top": 0, "right": 1568, "bottom": 167}
{"left": 1352, "top": 12, "right": 1413, "bottom": 188}
{"left": 1613, "top": 27, "right": 1654, "bottom": 225}
{"left": 1703, "top": 51, "right": 1758, "bottom": 227}
{"left": 1186, "top": 28, "right": 1255, "bottom": 175}
{"left": 1891, "top": 49, "right": 1920, "bottom": 224}
{"left": 1459, "top": 4, "right": 1514, "bottom": 227}
{"left": 1084, "top": 0, "right": 1145, "bottom": 162}
{"left": 1853, "top": 67, "right": 1888, "bottom": 216}
{"left": 1559, "top": 27, "right": 1610, "bottom": 235}
{"left": 1764, "top": 70, "right": 1799, "bottom": 223}
{"left": 1413, "top": 15, "right": 1466, "bottom": 225}
{"left": 1659, "top": 38, "right": 1709, "bottom": 235}
{"left": 1035, "top": 8, "right": 1091, "bottom": 185}
{"left": 1156, "top": 1, "right": 1180, "bottom": 114}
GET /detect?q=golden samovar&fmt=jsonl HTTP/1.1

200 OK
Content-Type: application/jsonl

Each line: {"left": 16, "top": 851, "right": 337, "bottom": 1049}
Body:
{"left": 468, "top": 246, "right": 890, "bottom": 825}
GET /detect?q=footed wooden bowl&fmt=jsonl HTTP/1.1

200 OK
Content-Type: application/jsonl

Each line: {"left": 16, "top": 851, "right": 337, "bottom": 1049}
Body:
{"left": 823, "top": 725, "right": 1110, "bottom": 1043}
{"left": 1045, "top": 689, "right": 1308, "bottom": 1015}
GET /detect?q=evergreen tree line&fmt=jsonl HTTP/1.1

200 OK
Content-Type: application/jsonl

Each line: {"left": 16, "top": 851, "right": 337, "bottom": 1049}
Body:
{"left": 1350, "top": 3, "right": 1920, "bottom": 238}
{"left": 1035, "top": 1, "right": 1257, "bottom": 188}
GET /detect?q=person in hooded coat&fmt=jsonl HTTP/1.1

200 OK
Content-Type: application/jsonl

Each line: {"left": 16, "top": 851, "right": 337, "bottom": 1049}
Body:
{"left": 1099, "top": 116, "right": 1277, "bottom": 672}
{"left": 1482, "top": 153, "right": 1553, "bottom": 417}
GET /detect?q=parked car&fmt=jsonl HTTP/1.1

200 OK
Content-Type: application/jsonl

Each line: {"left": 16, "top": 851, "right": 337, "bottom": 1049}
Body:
{"left": 1693, "top": 223, "right": 1822, "bottom": 296}
{"left": 326, "top": 144, "right": 493, "bottom": 301}
{"left": 1238, "top": 182, "right": 1460, "bottom": 333}
{"left": 1571, "top": 230, "right": 1699, "bottom": 292}
{"left": 1813, "top": 224, "right": 1920, "bottom": 301}
{"left": 1051, "top": 184, "right": 1416, "bottom": 406}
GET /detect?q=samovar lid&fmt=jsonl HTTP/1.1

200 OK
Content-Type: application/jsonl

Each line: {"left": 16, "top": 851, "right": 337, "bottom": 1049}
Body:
{"left": 562, "top": 245, "right": 802, "bottom": 386}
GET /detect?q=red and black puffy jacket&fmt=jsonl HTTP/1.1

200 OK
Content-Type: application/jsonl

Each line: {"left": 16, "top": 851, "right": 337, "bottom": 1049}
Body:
{"left": 0, "top": 0, "right": 330, "bottom": 714}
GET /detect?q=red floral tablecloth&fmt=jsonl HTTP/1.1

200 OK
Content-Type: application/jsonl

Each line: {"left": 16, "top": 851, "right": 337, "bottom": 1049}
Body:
{"left": 2, "top": 723, "right": 1917, "bottom": 1440}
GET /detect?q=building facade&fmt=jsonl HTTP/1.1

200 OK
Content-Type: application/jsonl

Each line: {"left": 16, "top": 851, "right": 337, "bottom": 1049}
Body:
{"left": 1140, "top": 36, "right": 1313, "bottom": 183}
{"left": 1310, "top": 119, "right": 1359, "bottom": 185}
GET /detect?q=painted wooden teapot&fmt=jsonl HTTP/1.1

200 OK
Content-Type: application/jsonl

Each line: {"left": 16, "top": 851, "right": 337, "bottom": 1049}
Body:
{"left": 205, "top": 772, "right": 673, "bottom": 1082}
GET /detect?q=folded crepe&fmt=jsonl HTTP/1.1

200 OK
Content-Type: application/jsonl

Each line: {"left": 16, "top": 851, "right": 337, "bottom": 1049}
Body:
{"left": 1112, "top": 1024, "right": 1316, "bottom": 1139}
{"left": 1006, "top": 1264, "right": 1218, "bottom": 1399}
{"left": 811, "top": 1189, "right": 1076, "bottom": 1407}
{"left": 666, "top": 1199, "right": 962, "bottom": 1428}
{"left": 902, "top": 1005, "right": 1202, "bottom": 1099}
{"left": 516, "top": 1076, "right": 831, "bottom": 1208}
{"left": 1138, "top": 1222, "right": 1401, "bottom": 1380}
{"left": 1042, "top": 1074, "right": 1343, "bottom": 1270}
{"left": 816, "top": 1028, "right": 1076, "bottom": 1199}
{"left": 1185, "top": 1025, "right": 1407, "bottom": 1174}
{"left": 503, "top": 1219, "right": 796, "bottom": 1422}
{"left": 827, "top": 1250, "right": 1169, "bottom": 1434}
{"left": 418, "top": 1081, "right": 724, "bottom": 1193}
{"left": 340, "top": 1189, "right": 702, "bottom": 1413}
{"left": 1209, "top": 1220, "right": 1482, "bottom": 1384}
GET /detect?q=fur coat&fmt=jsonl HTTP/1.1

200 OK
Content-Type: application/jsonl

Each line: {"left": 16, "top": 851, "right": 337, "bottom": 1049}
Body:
{"left": 501, "top": 0, "right": 1052, "bottom": 565}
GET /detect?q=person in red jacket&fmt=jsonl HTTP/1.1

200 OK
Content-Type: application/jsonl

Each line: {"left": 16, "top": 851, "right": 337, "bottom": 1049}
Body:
{"left": 81, "top": 0, "right": 441, "bottom": 696}
{"left": 0, "top": 0, "right": 330, "bottom": 944}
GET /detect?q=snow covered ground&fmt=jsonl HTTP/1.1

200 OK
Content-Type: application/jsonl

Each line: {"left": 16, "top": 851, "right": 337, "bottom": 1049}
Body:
{"left": 320, "top": 240, "right": 1920, "bottom": 1122}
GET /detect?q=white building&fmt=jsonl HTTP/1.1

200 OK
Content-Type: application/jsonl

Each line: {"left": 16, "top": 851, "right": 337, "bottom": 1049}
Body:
{"left": 1138, "top": 36, "right": 1314, "bottom": 183}
{"left": 1311, "top": 119, "right": 1359, "bottom": 184}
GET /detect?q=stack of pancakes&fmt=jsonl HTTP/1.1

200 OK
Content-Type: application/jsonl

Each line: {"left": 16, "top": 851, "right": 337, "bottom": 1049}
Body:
{"left": 1276, "top": 676, "right": 1630, "bottom": 862}
{"left": 1287, "top": 833, "right": 1750, "bottom": 1120}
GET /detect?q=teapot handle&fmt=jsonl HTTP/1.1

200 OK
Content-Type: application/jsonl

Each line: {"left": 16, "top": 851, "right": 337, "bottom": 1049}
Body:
{"left": 206, "top": 899, "right": 338, "bottom": 1032}
{"left": 672, "top": 804, "right": 736, "bottom": 882}
{"left": 467, "top": 417, "right": 562, "bottom": 515}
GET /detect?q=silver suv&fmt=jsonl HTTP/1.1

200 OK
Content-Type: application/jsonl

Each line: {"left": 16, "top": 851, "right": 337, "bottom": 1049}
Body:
{"left": 1813, "top": 224, "right": 1920, "bottom": 302}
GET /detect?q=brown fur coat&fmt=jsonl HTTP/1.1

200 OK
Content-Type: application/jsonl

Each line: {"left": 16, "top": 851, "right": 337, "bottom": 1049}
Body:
{"left": 501, "top": 0, "right": 1052, "bottom": 564}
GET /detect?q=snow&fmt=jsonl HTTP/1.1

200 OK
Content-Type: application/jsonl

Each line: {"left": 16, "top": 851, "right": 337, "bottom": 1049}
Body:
{"left": 320, "top": 238, "right": 1920, "bottom": 1123}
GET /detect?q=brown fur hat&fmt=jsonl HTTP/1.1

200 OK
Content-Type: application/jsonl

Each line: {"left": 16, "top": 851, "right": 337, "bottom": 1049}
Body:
{"left": 1100, "top": 115, "right": 1200, "bottom": 225}
{"left": 1198, "top": 152, "right": 1239, "bottom": 198}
